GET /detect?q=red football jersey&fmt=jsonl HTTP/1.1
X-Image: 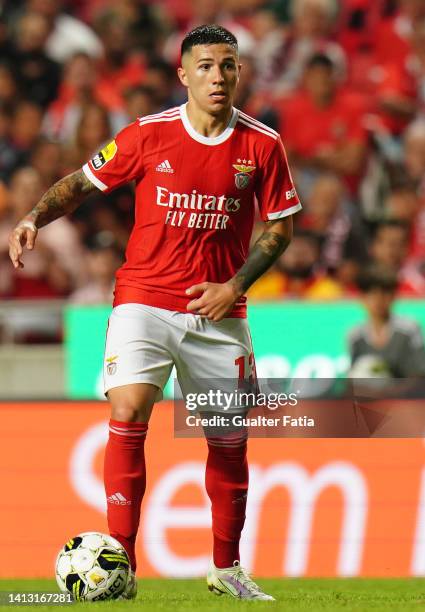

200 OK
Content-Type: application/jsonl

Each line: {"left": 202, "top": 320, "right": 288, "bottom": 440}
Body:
{"left": 82, "top": 105, "right": 301, "bottom": 317}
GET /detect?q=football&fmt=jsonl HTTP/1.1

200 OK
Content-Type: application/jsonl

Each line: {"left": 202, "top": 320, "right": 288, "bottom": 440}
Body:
{"left": 55, "top": 532, "right": 130, "bottom": 601}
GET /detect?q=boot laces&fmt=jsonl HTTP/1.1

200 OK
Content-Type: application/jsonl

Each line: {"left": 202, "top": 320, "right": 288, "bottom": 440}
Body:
{"left": 231, "top": 561, "right": 262, "bottom": 594}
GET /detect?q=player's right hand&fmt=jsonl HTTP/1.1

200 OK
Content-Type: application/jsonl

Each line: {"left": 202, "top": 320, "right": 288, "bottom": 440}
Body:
{"left": 8, "top": 221, "right": 38, "bottom": 269}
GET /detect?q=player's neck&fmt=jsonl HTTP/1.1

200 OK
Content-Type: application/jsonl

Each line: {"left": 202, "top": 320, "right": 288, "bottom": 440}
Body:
{"left": 185, "top": 101, "right": 233, "bottom": 138}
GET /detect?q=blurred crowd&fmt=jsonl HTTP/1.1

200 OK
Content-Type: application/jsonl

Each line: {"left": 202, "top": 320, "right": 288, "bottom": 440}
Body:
{"left": 1, "top": 0, "right": 425, "bottom": 310}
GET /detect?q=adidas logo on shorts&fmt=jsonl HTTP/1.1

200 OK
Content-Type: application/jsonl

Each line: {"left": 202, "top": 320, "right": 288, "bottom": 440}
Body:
{"left": 156, "top": 159, "right": 174, "bottom": 173}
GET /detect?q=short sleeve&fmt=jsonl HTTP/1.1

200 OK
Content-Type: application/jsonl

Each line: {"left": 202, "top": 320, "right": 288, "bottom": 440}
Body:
{"left": 255, "top": 137, "right": 302, "bottom": 222}
{"left": 82, "top": 121, "right": 143, "bottom": 193}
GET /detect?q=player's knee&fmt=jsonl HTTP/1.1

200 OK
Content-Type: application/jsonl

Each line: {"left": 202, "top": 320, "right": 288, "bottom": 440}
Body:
{"left": 111, "top": 404, "right": 140, "bottom": 422}
{"left": 110, "top": 400, "right": 152, "bottom": 423}
{"left": 107, "top": 386, "right": 155, "bottom": 422}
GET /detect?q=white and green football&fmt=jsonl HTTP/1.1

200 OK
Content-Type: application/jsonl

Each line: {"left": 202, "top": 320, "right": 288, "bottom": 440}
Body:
{"left": 55, "top": 532, "right": 130, "bottom": 601}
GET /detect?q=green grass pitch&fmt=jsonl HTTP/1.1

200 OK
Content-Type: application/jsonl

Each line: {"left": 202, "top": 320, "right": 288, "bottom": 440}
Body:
{"left": 1, "top": 578, "right": 425, "bottom": 611}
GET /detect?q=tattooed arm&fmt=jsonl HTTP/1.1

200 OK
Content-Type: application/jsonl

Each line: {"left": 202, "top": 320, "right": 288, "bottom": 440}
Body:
{"left": 186, "top": 216, "right": 293, "bottom": 321}
{"left": 9, "top": 170, "right": 97, "bottom": 269}
{"left": 230, "top": 216, "right": 293, "bottom": 297}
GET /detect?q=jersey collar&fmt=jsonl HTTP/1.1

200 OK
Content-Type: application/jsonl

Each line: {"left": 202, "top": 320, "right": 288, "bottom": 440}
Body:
{"left": 180, "top": 103, "right": 238, "bottom": 146}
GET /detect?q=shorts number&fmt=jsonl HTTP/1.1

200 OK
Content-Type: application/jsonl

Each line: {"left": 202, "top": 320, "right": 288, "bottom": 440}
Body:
{"left": 235, "top": 353, "right": 257, "bottom": 387}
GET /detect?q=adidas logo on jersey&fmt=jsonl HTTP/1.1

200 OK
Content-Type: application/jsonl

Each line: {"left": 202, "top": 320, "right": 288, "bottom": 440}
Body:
{"left": 107, "top": 492, "right": 131, "bottom": 505}
{"left": 156, "top": 159, "right": 174, "bottom": 173}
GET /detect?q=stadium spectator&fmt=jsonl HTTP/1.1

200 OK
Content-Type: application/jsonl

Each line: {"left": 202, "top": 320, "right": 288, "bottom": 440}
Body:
{"left": 335, "top": 1, "right": 398, "bottom": 96}
{"left": 10, "top": 101, "right": 43, "bottom": 162}
{"left": 94, "top": 13, "right": 146, "bottom": 110}
{"left": 29, "top": 137, "right": 62, "bottom": 190}
{"left": 370, "top": 218, "right": 425, "bottom": 295}
{"left": 247, "top": 8, "right": 286, "bottom": 93}
{"left": 384, "top": 184, "right": 421, "bottom": 225}
{"left": 42, "top": 53, "right": 126, "bottom": 142}
{"left": 382, "top": 183, "right": 425, "bottom": 265}
{"left": 270, "top": 0, "right": 346, "bottom": 96}
{"left": 123, "top": 85, "right": 157, "bottom": 122}
{"left": 348, "top": 263, "right": 425, "bottom": 377}
{"left": 391, "top": 121, "right": 425, "bottom": 259}
{"left": 0, "top": 167, "right": 71, "bottom": 299}
{"left": 248, "top": 229, "right": 344, "bottom": 300}
{"left": 0, "top": 103, "right": 22, "bottom": 181}
{"left": 61, "top": 103, "right": 112, "bottom": 174}
{"left": 69, "top": 232, "right": 123, "bottom": 305}
{"left": 26, "top": 0, "right": 103, "bottom": 63}
{"left": 337, "top": 0, "right": 385, "bottom": 56}
{"left": 143, "top": 57, "right": 183, "bottom": 110}
{"left": 76, "top": 198, "right": 132, "bottom": 253}
{"left": 0, "top": 16, "right": 13, "bottom": 64}
{"left": 373, "top": 0, "right": 425, "bottom": 71}
{"left": 403, "top": 118, "right": 425, "bottom": 185}
{"left": 370, "top": 16, "right": 425, "bottom": 139}
{"left": 357, "top": 117, "right": 425, "bottom": 222}
{"left": 233, "top": 52, "right": 278, "bottom": 128}
{"left": 91, "top": 0, "right": 168, "bottom": 56}
{"left": 11, "top": 11, "right": 61, "bottom": 108}
{"left": 277, "top": 52, "right": 369, "bottom": 194}
{"left": 2, "top": 165, "right": 86, "bottom": 288}
{"left": 0, "top": 63, "right": 20, "bottom": 106}
{"left": 300, "top": 173, "right": 367, "bottom": 288}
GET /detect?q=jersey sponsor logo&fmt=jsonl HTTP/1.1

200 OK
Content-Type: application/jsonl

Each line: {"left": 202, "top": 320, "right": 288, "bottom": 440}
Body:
{"left": 156, "top": 186, "right": 241, "bottom": 212}
{"left": 156, "top": 186, "right": 241, "bottom": 231}
{"left": 91, "top": 140, "right": 117, "bottom": 170}
{"left": 232, "top": 158, "right": 256, "bottom": 190}
{"left": 156, "top": 159, "right": 174, "bottom": 173}
{"left": 286, "top": 187, "right": 296, "bottom": 200}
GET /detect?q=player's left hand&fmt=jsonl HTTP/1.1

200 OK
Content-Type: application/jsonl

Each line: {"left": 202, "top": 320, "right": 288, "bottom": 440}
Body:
{"left": 186, "top": 281, "right": 241, "bottom": 322}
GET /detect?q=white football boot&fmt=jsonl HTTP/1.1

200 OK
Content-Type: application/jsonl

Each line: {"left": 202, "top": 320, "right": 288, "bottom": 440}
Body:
{"left": 207, "top": 560, "right": 275, "bottom": 601}
{"left": 119, "top": 570, "right": 137, "bottom": 600}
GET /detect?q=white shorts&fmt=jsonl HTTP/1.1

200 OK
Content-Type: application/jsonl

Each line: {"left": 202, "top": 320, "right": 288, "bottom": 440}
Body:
{"left": 103, "top": 304, "right": 256, "bottom": 406}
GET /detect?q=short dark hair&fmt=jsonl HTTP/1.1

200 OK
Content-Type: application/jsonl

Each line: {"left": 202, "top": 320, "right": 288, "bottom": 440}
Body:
{"left": 123, "top": 84, "right": 155, "bottom": 101}
{"left": 306, "top": 52, "right": 334, "bottom": 71}
{"left": 357, "top": 264, "right": 398, "bottom": 293}
{"left": 181, "top": 25, "right": 238, "bottom": 57}
{"left": 293, "top": 229, "right": 322, "bottom": 250}
{"left": 373, "top": 219, "right": 410, "bottom": 239}
{"left": 146, "top": 57, "right": 175, "bottom": 80}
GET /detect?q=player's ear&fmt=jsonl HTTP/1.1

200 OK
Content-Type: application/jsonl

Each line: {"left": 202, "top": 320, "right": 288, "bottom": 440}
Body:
{"left": 237, "top": 63, "right": 242, "bottom": 81}
{"left": 177, "top": 66, "right": 188, "bottom": 88}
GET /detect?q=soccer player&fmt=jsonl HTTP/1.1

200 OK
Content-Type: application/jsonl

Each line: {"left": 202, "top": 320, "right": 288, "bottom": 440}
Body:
{"left": 9, "top": 25, "right": 301, "bottom": 600}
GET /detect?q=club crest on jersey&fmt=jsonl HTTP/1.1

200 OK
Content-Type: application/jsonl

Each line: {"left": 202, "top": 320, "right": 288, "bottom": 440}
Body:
{"left": 92, "top": 140, "right": 117, "bottom": 170}
{"left": 233, "top": 159, "right": 256, "bottom": 190}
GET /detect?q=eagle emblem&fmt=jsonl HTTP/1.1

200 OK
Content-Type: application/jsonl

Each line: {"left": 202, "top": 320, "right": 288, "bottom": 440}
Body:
{"left": 233, "top": 159, "right": 256, "bottom": 190}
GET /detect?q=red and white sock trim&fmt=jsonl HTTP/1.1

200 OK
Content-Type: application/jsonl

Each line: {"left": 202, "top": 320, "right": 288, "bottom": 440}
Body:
{"left": 109, "top": 420, "right": 148, "bottom": 438}
{"left": 207, "top": 432, "right": 248, "bottom": 448}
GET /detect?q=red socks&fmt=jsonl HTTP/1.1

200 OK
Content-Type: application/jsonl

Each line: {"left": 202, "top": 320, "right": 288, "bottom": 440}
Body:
{"left": 104, "top": 419, "right": 148, "bottom": 571}
{"left": 104, "top": 420, "right": 248, "bottom": 572}
{"left": 205, "top": 434, "right": 248, "bottom": 569}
